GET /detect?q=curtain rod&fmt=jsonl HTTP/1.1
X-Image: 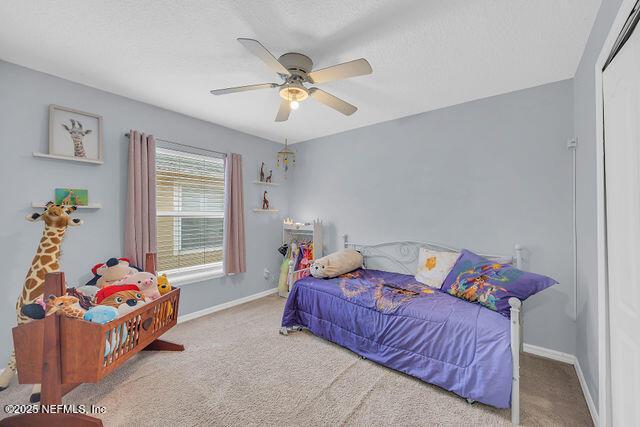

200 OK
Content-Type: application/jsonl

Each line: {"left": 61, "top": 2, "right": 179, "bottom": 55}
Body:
{"left": 124, "top": 133, "right": 227, "bottom": 157}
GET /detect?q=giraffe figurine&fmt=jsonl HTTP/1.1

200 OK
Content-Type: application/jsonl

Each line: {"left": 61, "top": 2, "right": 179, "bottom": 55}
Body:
{"left": 62, "top": 119, "right": 92, "bottom": 158}
{"left": 0, "top": 202, "right": 82, "bottom": 402}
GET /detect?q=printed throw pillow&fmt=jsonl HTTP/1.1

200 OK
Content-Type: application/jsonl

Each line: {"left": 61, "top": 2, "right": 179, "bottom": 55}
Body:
{"left": 441, "top": 249, "right": 557, "bottom": 317}
{"left": 414, "top": 248, "right": 460, "bottom": 288}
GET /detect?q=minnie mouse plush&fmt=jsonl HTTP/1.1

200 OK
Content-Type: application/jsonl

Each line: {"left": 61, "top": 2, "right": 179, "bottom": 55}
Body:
{"left": 84, "top": 257, "right": 141, "bottom": 288}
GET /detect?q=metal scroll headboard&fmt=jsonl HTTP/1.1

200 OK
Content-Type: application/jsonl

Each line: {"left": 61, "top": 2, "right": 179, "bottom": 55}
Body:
{"left": 342, "top": 235, "right": 524, "bottom": 275}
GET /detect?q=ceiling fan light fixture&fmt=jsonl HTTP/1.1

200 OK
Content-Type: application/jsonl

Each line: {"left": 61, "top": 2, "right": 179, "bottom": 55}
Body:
{"left": 279, "top": 82, "right": 308, "bottom": 103}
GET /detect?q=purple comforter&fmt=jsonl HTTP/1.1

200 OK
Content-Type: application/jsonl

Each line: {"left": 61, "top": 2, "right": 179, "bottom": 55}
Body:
{"left": 281, "top": 269, "right": 513, "bottom": 408}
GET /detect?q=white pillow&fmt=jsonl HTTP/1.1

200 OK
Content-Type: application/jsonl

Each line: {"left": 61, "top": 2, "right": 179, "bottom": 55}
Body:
{"left": 415, "top": 248, "right": 460, "bottom": 288}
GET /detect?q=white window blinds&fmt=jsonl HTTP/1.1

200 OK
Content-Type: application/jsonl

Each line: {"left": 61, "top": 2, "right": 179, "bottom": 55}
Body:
{"left": 156, "top": 147, "right": 225, "bottom": 276}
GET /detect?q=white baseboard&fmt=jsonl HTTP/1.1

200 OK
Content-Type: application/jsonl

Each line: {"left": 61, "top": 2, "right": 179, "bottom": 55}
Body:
{"left": 574, "top": 358, "right": 599, "bottom": 427}
{"left": 522, "top": 343, "right": 575, "bottom": 365}
{"left": 523, "top": 343, "right": 598, "bottom": 426}
{"left": 177, "top": 287, "right": 278, "bottom": 324}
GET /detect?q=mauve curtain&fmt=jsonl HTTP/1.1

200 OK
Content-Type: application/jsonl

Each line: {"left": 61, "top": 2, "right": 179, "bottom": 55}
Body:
{"left": 223, "top": 153, "right": 246, "bottom": 274}
{"left": 124, "top": 130, "right": 157, "bottom": 268}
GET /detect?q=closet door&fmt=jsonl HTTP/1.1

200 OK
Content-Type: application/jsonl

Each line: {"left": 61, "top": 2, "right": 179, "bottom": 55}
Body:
{"left": 603, "top": 17, "right": 640, "bottom": 427}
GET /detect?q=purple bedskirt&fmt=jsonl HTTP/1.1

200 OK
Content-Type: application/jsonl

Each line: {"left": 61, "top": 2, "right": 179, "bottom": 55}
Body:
{"left": 281, "top": 269, "right": 513, "bottom": 408}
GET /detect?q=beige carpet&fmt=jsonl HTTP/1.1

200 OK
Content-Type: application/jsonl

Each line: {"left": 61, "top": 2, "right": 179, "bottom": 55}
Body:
{"left": 0, "top": 294, "right": 592, "bottom": 426}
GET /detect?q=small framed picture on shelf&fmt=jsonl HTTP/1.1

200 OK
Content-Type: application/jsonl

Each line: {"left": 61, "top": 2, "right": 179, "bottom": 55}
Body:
{"left": 54, "top": 188, "right": 89, "bottom": 206}
{"left": 49, "top": 105, "right": 103, "bottom": 162}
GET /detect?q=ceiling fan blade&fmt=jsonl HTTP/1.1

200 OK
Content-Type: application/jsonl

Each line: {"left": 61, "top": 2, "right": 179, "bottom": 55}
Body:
{"left": 237, "top": 38, "right": 291, "bottom": 76}
{"left": 309, "top": 88, "right": 357, "bottom": 116}
{"left": 275, "top": 99, "right": 291, "bottom": 122}
{"left": 210, "top": 83, "right": 278, "bottom": 95}
{"left": 308, "top": 58, "right": 372, "bottom": 84}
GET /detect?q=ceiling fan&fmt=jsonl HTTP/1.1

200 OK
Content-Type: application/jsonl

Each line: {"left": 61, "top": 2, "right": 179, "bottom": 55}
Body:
{"left": 210, "top": 38, "right": 372, "bottom": 122}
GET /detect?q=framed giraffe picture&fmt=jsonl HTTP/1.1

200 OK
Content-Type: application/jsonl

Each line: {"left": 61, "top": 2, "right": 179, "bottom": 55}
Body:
{"left": 48, "top": 104, "right": 103, "bottom": 162}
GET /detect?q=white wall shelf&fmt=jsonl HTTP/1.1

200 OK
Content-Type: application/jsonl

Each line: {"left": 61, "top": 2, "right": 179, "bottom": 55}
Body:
{"left": 32, "top": 202, "right": 102, "bottom": 209}
{"left": 253, "top": 208, "right": 279, "bottom": 213}
{"left": 253, "top": 180, "right": 280, "bottom": 186}
{"left": 33, "top": 152, "right": 104, "bottom": 165}
{"left": 283, "top": 223, "right": 314, "bottom": 232}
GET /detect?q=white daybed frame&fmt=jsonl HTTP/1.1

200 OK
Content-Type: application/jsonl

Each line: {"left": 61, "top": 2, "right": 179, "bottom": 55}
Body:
{"left": 283, "top": 236, "right": 525, "bottom": 425}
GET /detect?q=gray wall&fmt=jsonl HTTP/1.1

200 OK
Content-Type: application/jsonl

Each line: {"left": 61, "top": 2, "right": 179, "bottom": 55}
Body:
{"left": 573, "top": 0, "right": 624, "bottom": 410}
{"left": 288, "top": 79, "right": 576, "bottom": 355}
{"left": 0, "top": 60, "right": 287, "bottom": 367}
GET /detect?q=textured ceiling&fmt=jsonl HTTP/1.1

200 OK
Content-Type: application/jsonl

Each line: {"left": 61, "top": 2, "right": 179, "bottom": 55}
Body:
{"left": 0, "top": 0, "right": 600, "bottom": 143}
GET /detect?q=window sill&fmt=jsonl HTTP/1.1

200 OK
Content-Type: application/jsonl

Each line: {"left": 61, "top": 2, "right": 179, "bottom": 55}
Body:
{"left": 165, "top": 268, "right": 226, "bottom": 287}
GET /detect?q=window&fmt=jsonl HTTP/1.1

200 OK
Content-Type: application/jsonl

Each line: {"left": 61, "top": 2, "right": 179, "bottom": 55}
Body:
{"left": 156, "top": 146, "right": 225, "bottom": 283}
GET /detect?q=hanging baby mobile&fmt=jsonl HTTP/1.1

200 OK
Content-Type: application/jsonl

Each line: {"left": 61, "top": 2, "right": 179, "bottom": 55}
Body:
{"left": 276, "top": 138, "right": 295, "bottom": 178}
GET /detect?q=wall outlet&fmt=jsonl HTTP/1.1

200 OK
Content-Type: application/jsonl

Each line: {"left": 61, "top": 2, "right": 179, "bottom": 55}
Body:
{"left": 263, "top": 268, "right": 271, "bottom": 280}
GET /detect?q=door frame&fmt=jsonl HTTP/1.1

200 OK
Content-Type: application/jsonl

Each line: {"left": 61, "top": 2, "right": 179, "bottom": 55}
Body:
{"left": 596, "top": 1, "right": 639, "bottom": 425}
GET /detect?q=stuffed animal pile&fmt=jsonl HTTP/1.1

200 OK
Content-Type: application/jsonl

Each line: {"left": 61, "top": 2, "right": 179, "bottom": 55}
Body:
{"left": 21, "top": 256, "right": 173, "bottom": 324}
{"left": 21, "top": 257, "right": 175, "bottom": 357}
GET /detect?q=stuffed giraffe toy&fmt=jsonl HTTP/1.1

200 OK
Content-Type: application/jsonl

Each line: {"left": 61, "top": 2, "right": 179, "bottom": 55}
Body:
{"left": 0, "top": 202, "right": 82, "bottom": 402}
{"left": 46, "top": 295, "right": 86, "bottom": 318}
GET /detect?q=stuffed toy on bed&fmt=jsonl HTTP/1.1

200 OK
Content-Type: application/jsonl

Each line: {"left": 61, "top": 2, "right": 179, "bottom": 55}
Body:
{"left": 310, "top": 249, "right": 364, "bottom": 279}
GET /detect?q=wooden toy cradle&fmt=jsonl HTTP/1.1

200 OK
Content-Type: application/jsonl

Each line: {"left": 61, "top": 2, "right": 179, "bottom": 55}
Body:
{"left": 3, "top": 253, "right": 183, "bottom": 426}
